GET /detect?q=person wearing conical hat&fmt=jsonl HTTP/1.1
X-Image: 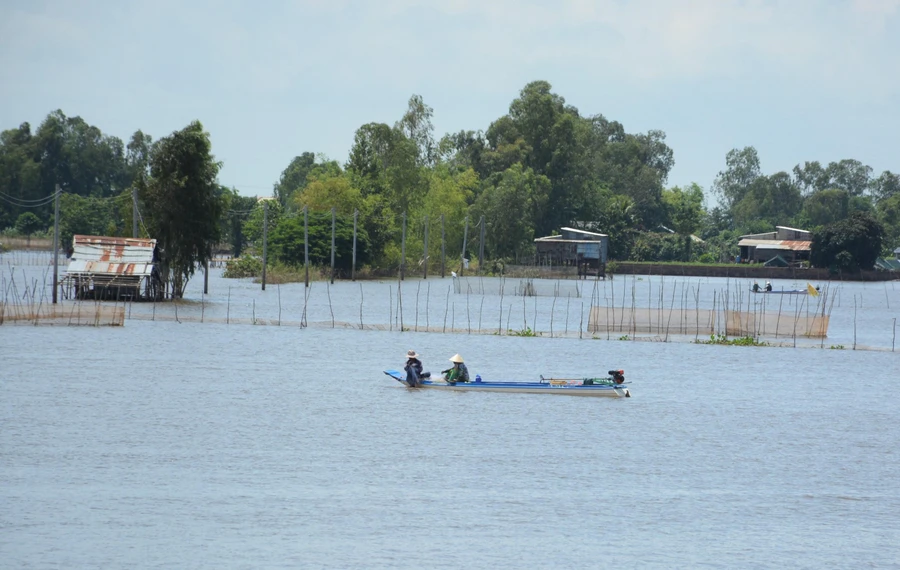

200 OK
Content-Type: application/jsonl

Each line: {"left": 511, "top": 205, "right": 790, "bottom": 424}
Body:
{"left": 441, "top": 353, "right": 470, "bottom": 384}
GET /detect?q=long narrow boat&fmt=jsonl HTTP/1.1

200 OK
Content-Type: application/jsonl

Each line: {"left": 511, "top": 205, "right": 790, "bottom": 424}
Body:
{"left": 383, "top": 370, "right": 631, "bottom": 398}
{"left": 750, "top": 289, "right": 808, "bottom": 295}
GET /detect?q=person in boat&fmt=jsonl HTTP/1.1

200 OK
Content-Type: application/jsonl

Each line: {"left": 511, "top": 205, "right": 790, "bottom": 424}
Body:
{"left": 765, "top": 281, "right": 772, "bottom": 292}
{"left": 404, "top": 350, "right": 429, "bottom": 386}
{"left": 752, "top": 282, "right": 760, "bottom": 293}
{"left": 442, "top": 353, "right": 470, "bottom": 384}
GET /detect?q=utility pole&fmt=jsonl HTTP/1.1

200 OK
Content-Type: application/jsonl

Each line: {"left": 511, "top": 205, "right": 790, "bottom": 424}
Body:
{"left": 400, "top": 211, "right": 407, "bottom": 281}
{"left": 204, "top": 259, "right": 209, "bottom": 295}
{"left": 461, "top": 215, "right": 469, "bottom": 277}
{"left": 132, "top": 185, "right": 138, "bottom": 238}
{"left": 52, "top": 184, "right": 60, "bottom": 304}
{"left": 351, "top": 209, "right": 358, "bottom": 282}
{"left": 423, "top": 215, "right": 429, "bottom": 279}
{"left": 261, "top": 200, "right": 268, "bottom": 291}
{"left": 478, "top": 215, "right": 485, "bottom": 275}
{"left": 304, "top": 206, "right": 309, "bottom": 287}
{"left": 440, "top": 213, "right": 445, "bottom": 278}
{"left": 330, "top": 207, "right": 336, "bottom": 285}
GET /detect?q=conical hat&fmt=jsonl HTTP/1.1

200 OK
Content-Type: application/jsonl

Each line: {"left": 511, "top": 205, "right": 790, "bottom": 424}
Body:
{"left": 449, "top": 354, "right": 464, "bottom": 363}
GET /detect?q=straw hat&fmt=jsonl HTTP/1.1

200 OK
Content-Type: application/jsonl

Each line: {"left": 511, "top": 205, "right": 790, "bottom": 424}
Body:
{"left": 406, "top": 349, "right": 420, "bottom": 359}
{"left": 449, "top": 354, "right": 464, "bottom": 364}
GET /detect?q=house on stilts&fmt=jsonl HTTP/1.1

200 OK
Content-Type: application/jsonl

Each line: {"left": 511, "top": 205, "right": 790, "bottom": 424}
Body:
{"left": 61, "top": 235, "right": 161, "bottom": 301}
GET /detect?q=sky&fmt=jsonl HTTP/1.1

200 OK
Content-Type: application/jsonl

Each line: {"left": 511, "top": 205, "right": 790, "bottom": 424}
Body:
{"left": 2, "top": 0, "right": 899, "bottom": 201}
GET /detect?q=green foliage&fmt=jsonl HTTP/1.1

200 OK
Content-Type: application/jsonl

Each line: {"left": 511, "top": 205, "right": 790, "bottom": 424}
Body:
{"left": 810, "top": 212, "right": 885, "bottom": 271}
{"left": 876, "top": 192, "right": 900, "bottom": 254}
{"left": 800, "top": 188, "right": 850, "bottom": 228}
{"left": 223, "top": 255, "right": 262, "bottom": 278}
{"left": 14, "top": 212, "right": 42, "bottom": 236}
{"left": 697, "top": 334, "right": 769, "bottom": 347}
{"left": 509, "top": 327, "right": 538, "bottom": 337}
{"left": 58, "top": 193, "right": 125, "bottom": 245}
{"left": 268, "top": 211, "right": 371, "bottom": 274}
{"left": 631, "top": 233, "right": 703, "bottom": 262}
{"left": 474, "top": 163, "right": 549, "bottom": 260}
{"left": 218, "top": 188, "right": 256, "bottom": 257}
{"left": 144, "top": 121, "right": 223, "bottom": 298}
{"left": 663, "top": 183, "right": 705, "bottom": 260}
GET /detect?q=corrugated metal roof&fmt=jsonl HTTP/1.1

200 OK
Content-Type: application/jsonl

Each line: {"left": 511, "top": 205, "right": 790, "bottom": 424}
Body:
{"left": 67, "top": 234, "right": 156, "bottom": 277}
{"left": 738, "top": 239, "right": 811, "bottom": 251}
{"left": 559, "top": 227, "right": 608, "bottom": 237}
{"left": 535, "top": 237, "right": 605, "bottom": 244}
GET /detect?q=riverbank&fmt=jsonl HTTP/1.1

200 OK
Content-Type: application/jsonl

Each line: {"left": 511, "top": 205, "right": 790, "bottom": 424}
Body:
{"left": 610, "top": 262, "right": 898, "bottom": 282}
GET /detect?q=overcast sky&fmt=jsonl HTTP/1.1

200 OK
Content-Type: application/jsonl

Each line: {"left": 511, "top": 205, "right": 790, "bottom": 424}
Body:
{"left": 2, "top": 0, "right": 898, "bottom": 199}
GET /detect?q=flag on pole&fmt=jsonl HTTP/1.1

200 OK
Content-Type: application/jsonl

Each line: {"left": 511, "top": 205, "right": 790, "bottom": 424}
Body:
{"left": 807, "top": 283, "right": 819, "bottom": 297}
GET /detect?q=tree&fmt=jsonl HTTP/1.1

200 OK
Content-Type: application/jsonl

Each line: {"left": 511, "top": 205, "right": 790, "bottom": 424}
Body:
{"left": 663, "top": 183, "right": 705, "bottom": 261}
{"left": 823, "top": 159, "right": 871, "bottom": 196}
{"left": 877, "top": 192, "right": 900, "bottom": 255}
{"left": 713, "top": 147, "right": 762, "bottom": 210}
{"left": 732, "top": 172, "right": 802, "bottom": 229}
{"left": 144, "top": 121, "right": 223, "bottom": 298}
{"left": 15, "top": 212, "right": 42, "bottom": 245}
{"left": 871, "top": 171, "right": 900, "bottom": 202}
{"left": 800, "top": 188, "right": 849, "bottom": 228}
{"left": 269, "top": 211, "right": 371, "bottom": 273}
{"left": 396, "top": 95, "right": 436, "bottom": 167}
{"left": 217, "top": 187, "right": 256, "bottom": 257}
{"left": 294, "top": 172, "right": 363, "bottom": 216}
{"left": 273, "top": 152, "right": 316, "bottom": 207}
{"left": 473, "top": 164, "right": 550, "bottom": 260}
{"left": 58, "top": 193, "right": 120, "bottom": 246}
{"left": 810, "top": 212, "right": 885, "bottom": 271}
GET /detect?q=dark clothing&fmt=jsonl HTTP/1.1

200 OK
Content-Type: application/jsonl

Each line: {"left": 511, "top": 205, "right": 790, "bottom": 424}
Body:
{"left": 404, "top": 358, "right": 425, "bottom": 387}
{"left": 405, "top": 358, "right": 423, "bottom": 377}
{"left": 765, "top": 283, "right": 772, "bottom": 292}
{"left": 442, "top": 363, "right": 470, "bottom": 383}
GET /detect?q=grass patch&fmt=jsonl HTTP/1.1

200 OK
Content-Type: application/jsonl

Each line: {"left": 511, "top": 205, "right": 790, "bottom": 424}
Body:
{"left": 509, "top": 327, "right": 539, "bottom": 337}
{"left": 696, "top": 334, "right": 770, "bottom": 347}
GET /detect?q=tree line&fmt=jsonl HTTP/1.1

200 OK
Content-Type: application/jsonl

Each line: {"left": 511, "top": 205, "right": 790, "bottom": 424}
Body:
{"left": 2, "top": 81, "right": 898, "bottom": 284}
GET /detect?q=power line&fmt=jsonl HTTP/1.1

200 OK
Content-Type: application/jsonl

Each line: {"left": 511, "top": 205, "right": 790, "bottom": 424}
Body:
{"left": 0, "top": 189, "right": 61, "bottom": 208}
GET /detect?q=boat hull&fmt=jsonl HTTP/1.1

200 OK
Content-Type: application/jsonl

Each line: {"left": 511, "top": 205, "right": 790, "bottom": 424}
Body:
{"left": 383, "top": 370, "right": 631, "bottom": 398}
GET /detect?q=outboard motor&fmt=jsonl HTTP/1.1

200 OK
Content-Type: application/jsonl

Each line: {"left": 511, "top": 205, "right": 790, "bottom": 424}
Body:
{"left": 608, "top": 369, "right": 625, "bottom": 384}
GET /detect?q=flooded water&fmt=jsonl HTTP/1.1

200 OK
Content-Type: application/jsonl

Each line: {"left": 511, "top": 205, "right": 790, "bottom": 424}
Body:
{"left": 2, "top": 257, "right": 900, "bottom": 567}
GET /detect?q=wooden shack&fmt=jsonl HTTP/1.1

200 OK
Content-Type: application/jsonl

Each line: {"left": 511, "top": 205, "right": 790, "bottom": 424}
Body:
{"left": 534, "top": 227, "right": 609, "bottom": 278}
{"left": 61, "top": 235, "right": 161, "bottom": 300}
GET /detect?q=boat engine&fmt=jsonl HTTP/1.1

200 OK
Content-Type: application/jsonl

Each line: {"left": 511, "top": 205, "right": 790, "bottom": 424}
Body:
{"left": 608, "top": 369, "right": 625, "bottom": 384}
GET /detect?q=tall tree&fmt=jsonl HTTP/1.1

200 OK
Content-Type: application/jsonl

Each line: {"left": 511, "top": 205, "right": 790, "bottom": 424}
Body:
{"left": 663, "top": 183, "right": 705, "bottom": 261}
{"left": 871, "top": 171, "right": 900, "bottom": 202}
{"left": 810, "top": 212, "right": 884, "bottom": 271}
{"left": 396, "top": 95, "right": 436, "bottom": 167}
{"left": 473, "top": 164, "right": 550, "bottom": 260}
{"left": 712, "top": 146, "right": 762, "bottom": 210}
{"left": 144, "top": 121, "right": 223, "bottom": 298}
{"left": 273, "top": 152, "right": 316, "bottom": 208}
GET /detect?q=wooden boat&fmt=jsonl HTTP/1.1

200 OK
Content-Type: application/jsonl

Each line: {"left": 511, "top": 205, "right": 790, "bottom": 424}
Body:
{"left": 383, "top": 370, "right": 631, "bottom": 398}
{"left": 750, "top": 288, "right": 808, "bottom": 295}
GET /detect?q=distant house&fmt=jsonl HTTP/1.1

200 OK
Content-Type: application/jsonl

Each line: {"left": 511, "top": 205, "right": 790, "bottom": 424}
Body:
{"left": 62, "top": 235, "right": 160, "bottom": 300}
{"left": 534, "top": 227, "right": 609, "bottom": 277}
{"left": 738, "top": 226, "right": 811, "bottom": 265}
{"left": 895, "top": 247, "right": 900, "bottom": 261}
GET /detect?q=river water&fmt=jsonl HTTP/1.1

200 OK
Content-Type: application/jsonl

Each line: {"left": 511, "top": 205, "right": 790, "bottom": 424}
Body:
{"left": 2, "top": 259, "right": 900, "bottom": 568}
